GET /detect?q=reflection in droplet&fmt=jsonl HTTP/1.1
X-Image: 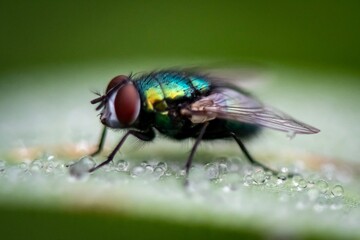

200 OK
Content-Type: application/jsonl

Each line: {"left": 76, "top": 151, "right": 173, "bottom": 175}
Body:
{"left": 157, "top": 162, "right": 167, "bottom": 171}
{"left": 176, "top": 169, "right": 186, "bottom": 179}
{"left": 331, "top": 185, "right": 344, "bottom": 197}
{"left": 140, "top": 161, "right": 149, "bottom": 167}
{"left": 131, "top": 166, "right": 145, "bottom": 178}
{"left": 292, "top": 175, "right": 302, "bottom": 187}
{"left": 252, "top": 170, "right": 266, "bottom": 184}
{"left": 144, "top": 165, "right": 154, "bottom": 175}
{"left": 153, "top": 166, "right": 166, "bottom": 178}
{"left": 315, "top": 179, "right": 329, "bottom": 194}
{"left": 68, "top": 156, "right": 96, "bottom": 178}
{"left": 115, "top": 160, "right": 129, "bottom": 171}
{"left": 243, "top": 174, "right": 254, "bottom": 186}
{"left": 204, "top": 163, "right": 219, "bottom": 181}
{"left": 45, "top": 161, "right": 56, "bottom": 173}
{"left": 266, "top": 176, "right": 278, "bottom": 187}
{"left": 30, "top": 160, "right": 43, "bottom": 172}
{"left": 277, "top": 173, "right": 287, "bottom": 181}
{"left": 19, "top": 162, "right": 28, "bottom": 170}
{"left": 298, "top": 179, "right": 308, "bottom": 189}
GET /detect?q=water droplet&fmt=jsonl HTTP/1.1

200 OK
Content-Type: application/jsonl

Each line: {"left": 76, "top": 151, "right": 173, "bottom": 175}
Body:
{"left": 144, "top": 165, "right": 154, "bottom": 174}
{"left": 215, "top": 157, "right": 230, "bottom": 175}
{"left": 243, "top": 174, "right": 254, "bottom": 186}
{"left": 265, "top": 175, "right": 278, "bottom": 187}
{"left": 140, "top": 161, "right": 149, "bottom": 167}
{"left": 156, "top": 162, "right": 167, "bottom": 171}
{"left": 45, "top": 161, "right": 56, "bottom": 173}
{"left": 298, "top": 179, "right": 308, "bottom": 189}
{"left": 153, "top": 166, "right": 165, "bottom": 178}
{"left": 225, "top": 156, "right": 242, "bottom": 172}
{"left": 19, "top": 162, "right": 28, "bottom": 170}
{"left": 264, "top": 171, "right": 273, "bottom": 179}
{"left": 204, "top": 163, "right": 219, "bottom": 180}
{"left": 68, "top": 156, "right": 96, "bottom": 178}
{"left": 30, "top": 159, "right": 43, "bottom": 172}
{"left": 164, "top": 169, "right": 174, "bottom": 177}
{"left": 315, "top": 179, "right": 329, "bottom": 193}
{"left": 47, "top": 155, "right": 55, "bottom": 161}
{"left": 115, "top": 160, "right": 129, "bottom": 171}
{"left": 292, "top": 175, "right": 302, "bottom": 187}
{"left": 286, "top": 131, "right": 296, "bottom": 140}
{"left": 218, "top": 163, "right": 228, "bottom": 175}
{"left": 131, "top": 166, "right": 145, "bottom": 178}
{"left": 175, "top": 169, "right": 186, "bottom": 179}
{"left": 277, "top": 173, "right": 287, "bottom": 181}
{"left": 158, "top": 168, "right": 174, "bottom": 181}
{"left": 252, "top": 169, "right": 266, "bottom": 184}
{"left": 331, "top": 184, "right": 344, "bottom": 197}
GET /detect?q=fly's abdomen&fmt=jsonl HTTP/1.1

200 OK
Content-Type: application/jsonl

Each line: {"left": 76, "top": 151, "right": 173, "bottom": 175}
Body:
{"left": 225, "top": 120, "right": 261, "bottom": 139}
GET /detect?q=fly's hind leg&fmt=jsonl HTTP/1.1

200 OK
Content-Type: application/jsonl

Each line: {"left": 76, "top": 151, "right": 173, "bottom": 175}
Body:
{"left": 230, "top": 132, "right": 281, "bottom": 176}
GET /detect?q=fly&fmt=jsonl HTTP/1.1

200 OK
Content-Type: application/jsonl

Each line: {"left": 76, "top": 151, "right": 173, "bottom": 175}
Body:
{"left": 88, "top": 70, "right": 320, "bottom": 181}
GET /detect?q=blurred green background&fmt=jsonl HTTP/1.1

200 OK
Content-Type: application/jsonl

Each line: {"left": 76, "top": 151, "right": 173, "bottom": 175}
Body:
{"left": 1, "top": 0, "right": 359, "bottom": 73}
{"left": 1, "top": 1, "right": 360, "bottom": 240}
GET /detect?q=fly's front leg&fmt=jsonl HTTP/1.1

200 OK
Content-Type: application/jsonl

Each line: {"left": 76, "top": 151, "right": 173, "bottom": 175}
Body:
{"left": 89, "top": 128, "right": 155, "bottom": 173}
{"left": 90, "top": 126, "right": 107, "bottom": 157}
{"left": 65, "top": 126, "right": 108, "bottom": 169}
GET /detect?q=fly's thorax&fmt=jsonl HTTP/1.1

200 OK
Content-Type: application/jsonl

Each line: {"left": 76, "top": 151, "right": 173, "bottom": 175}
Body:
{"left": 100, "top": 76, "right": 141, "bottom": 129}
{"left": 134, "top": 71, "right": 211, "bottom": 113}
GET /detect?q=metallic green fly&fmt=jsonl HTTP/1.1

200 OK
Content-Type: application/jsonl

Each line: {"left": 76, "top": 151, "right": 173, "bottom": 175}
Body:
{"left": 89, "top": 70, "right": 319, "bottom": 181}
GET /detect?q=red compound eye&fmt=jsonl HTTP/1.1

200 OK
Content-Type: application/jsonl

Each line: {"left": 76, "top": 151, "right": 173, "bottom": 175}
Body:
{"left": 114, "top": 83, "right": 140, "bottom": 126}
{"left": 106, "top": 75, "right": 129, "bottom": 94}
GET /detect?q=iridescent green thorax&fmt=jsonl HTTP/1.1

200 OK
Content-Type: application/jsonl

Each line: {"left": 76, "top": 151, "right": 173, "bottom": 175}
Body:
{"left": 133, "top": 71, "right": 211, "bottom": 137}
{"left": 133, "top": 71, "right": 211, "bottom": 112}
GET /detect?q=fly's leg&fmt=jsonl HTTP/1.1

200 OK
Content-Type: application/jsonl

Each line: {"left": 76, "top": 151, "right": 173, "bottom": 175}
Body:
{"left": 184, "top": 122, "right": 209, "bottom": 185}
{"left": 89, "top": 128, "right": 155, "bottom": 173}
{"left": 90, "top": 126, "right": 107, "bottom": 157}
{"left": 65, "top": 126, "right": 108, "bottom": 168}
{"left": 230, "top": 133, "right": 280, "bottom": 176}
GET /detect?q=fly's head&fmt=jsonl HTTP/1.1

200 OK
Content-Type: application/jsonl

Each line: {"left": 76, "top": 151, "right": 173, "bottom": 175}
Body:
{"left": 91, "top": 75, "right": 140, "bottom": 128}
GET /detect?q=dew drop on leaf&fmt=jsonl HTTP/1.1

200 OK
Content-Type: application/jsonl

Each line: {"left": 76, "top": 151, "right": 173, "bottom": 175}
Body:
{"left": 68, "top": 156, "right": 96, "bottom": 178}
{"left": 331, "top": 184, "right": 344, "bottom": 197}
{"left": 115, "top": 159, "right": 129, "bottom": 171}
{"left": 315, "top": 179, "right": 329, "bottom": 194}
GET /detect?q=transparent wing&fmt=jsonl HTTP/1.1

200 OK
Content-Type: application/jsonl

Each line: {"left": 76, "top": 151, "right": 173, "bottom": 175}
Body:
{"left": 183, "top": 88, "right": 320, "bottom": 134}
